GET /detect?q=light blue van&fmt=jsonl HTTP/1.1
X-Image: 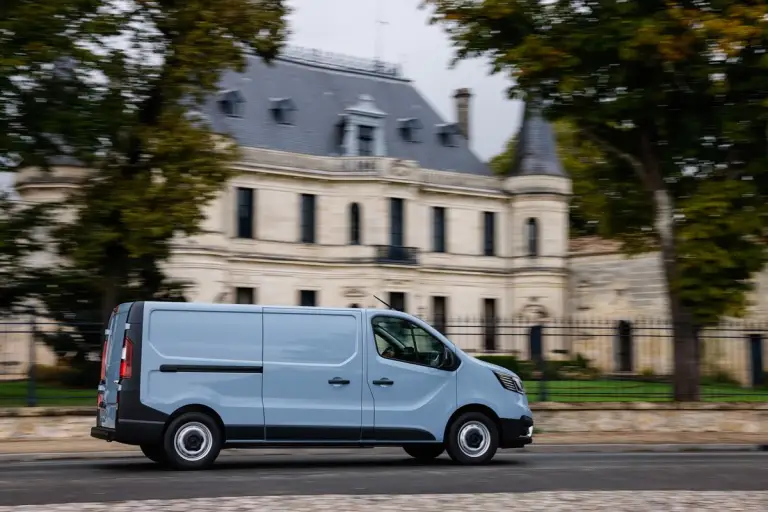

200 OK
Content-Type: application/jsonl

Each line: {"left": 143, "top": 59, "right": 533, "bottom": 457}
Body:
{"left": 92, "top": 301, "right": 533, "bottom": 470}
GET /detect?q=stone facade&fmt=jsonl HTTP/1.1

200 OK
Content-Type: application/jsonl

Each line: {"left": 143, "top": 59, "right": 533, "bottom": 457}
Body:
{"left": 11, "top": 149, "right": 572, "bottom": 350}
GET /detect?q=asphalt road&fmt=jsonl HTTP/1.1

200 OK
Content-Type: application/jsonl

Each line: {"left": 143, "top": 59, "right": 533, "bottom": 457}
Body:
{"left": 0, "top": 449, "right": 765, "bottom": 506}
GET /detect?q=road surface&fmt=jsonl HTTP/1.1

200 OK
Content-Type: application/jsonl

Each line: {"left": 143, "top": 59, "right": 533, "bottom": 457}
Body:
{"left": 0, "top": 449, "right": 765, "bottom": 507}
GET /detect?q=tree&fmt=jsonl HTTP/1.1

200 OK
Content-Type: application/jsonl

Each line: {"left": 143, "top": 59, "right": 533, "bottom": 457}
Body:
{"left": 2, "top": 0, "right": 290, "bottom": 325}
{"left": 0, "top": 192, "right": 51, "bottom": 314}
{"left": 424, "top": 0, "right": 768, "bottom": 400}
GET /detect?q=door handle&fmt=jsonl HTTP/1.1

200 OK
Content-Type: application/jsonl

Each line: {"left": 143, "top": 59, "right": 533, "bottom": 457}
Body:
{"left": 328, "top": 377, "right": 350, "bottom": 385}
{"left": 372, "top": 378, "right": 393, "bottom": 386}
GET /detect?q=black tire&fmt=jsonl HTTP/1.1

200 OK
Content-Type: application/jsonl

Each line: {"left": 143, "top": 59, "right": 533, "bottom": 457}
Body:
{"left": 445, "top": 412, "right": 499, "bottom": 465}
{"left": 403, "top": 443, "right": 445, "bottom": 460}
{"left": 140, "top": 443, "right": 168, "bottom": 465}
{"left": 162, "top": 412, "right": 222, "bottom": 470}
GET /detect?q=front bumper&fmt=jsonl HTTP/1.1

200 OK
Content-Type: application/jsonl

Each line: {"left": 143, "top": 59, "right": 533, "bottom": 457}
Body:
{"left": 499, "top": 415, "right": 533, "bottom": 448}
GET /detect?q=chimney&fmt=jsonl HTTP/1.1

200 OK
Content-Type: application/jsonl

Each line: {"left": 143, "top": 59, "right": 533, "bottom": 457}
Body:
{"left": 454, "top": 88, "right": 472, "bottom": 141}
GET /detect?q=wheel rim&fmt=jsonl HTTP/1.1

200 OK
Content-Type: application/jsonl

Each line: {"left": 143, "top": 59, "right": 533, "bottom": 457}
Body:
{"left": 457, "top": 420, "right": 491, "bottom": 458}
{"left": 174, "top": 422, "right": 213, "bottom": 462}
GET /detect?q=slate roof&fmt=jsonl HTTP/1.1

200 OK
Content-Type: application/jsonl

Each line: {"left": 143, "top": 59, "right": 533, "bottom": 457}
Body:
{"left": 509, "top": 104, "right": 567, "bottom": 178}
{"left": 200, "top": 50, "right": 492, "bottom": 176}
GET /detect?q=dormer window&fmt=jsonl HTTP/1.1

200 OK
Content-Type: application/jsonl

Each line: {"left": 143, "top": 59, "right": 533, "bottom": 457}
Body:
{"left": 398, "top": 118, "right": 422, "bottom": 142}
{"left": 358, "top": 125, "right": 375, "bottom": 156}
{"left": 341, "top": 94, "right": 388, "bottom": 157}
{"left": 436, "top": 122, "right": 461, "bottom": 147}
{"left": 270, "top": 97, "right": 296, "bottom": 125}
{"left": 218, "top": 89, "right": 245, "bottom": 117}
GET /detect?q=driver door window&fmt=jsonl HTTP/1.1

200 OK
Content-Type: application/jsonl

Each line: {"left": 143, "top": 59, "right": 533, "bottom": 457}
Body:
{"left": 372, "top": 316, "right": 452, "bottom": 369}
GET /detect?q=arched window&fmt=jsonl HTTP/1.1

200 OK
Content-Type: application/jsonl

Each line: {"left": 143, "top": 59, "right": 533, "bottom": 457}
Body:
{"left": 349, "top": 203, "right": 362, "bottom": 245}
{"left": 526, "top": 217, "right": 539, "bottom": 257}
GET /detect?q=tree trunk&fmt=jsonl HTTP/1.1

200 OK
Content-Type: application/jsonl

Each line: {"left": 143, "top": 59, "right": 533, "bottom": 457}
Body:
{"left": 101, "top": 276, "right": 118, "bottom": 327}
{"left": 653, "top": 189, "right": 700, "bottom": 401}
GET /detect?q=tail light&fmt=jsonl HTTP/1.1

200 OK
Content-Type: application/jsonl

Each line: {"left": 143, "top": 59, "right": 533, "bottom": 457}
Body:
{"left": 119, "top": 335, "right": 133, "bottom": 379}
{"left": 99, "top": 341, "right": 108, "bottom": 380}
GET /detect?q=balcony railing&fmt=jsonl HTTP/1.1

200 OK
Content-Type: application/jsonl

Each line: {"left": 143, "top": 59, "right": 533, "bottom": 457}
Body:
{"left": 373, "top": 245, "right": 419, "bottom": 265}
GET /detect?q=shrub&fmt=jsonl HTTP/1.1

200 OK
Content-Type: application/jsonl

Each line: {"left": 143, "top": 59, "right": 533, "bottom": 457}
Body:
{"left": 474, "top": 355, "right": 535, "bottom": 380}
{"left": 476, "top": 353, "right": 602, "bottom": 381}
{"left": 700, "top": 368, "right": 740, "bottom": 387}
{"left": 31, "top": 360, "right": 101, "bottom": 389}
{"left": 31, "top": 364, "right": 78, "bottom": 386}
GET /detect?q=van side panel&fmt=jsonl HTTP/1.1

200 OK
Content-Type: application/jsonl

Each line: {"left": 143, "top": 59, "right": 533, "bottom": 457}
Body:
{"left": 262, "top": 308, "right": 363, "bottom": 442}
{"left": 141, "top": 305, "right": 265, "bottom": 440}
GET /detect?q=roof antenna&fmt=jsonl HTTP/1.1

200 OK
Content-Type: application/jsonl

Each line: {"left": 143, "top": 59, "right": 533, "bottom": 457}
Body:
{"left": 373, "top": 295, "right": 393, "bottom": 310}
{"left": 374, "top": 0, "right": 389, "bottom": 67}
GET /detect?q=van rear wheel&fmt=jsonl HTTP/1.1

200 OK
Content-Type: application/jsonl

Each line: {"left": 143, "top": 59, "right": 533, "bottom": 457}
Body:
{"left": 403, "top": 444, "right": 444, "bottom": 460}
{"left": 163, "top": 412, "right": 222, "bottom": 470}
{"left": 445, "top": 412, "right": 499, "bottom": 465}
{"left": 140, "top": 443, "right": 168, "bottom": 465}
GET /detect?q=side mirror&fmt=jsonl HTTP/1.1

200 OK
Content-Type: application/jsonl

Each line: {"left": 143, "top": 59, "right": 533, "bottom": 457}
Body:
{"left": 440, "top": 347, "right": 457, "bottom": 370}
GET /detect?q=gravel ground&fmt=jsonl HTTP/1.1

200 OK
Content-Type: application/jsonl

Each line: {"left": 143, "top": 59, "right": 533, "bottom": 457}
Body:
{"left": 1, "top": 492, "right": 766, "bottom": 511}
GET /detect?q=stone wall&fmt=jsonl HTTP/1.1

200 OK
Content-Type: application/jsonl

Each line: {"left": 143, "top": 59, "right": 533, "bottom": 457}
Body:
{"left": 567, "top": 244, "right": 768, "bottom": 385}
{"left": 568, "top": 241, "right": 768, "bottom": 318}
{"left": 0, "top": 404, "right": 765, "bottom": 441}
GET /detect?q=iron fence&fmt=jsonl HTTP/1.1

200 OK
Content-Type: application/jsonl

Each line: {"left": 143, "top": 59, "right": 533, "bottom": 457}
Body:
{"left": 0, "top": 315, "right": 766, "bottom": 406}
{"left": 436, "top": 316, "right": 768, "bottom": 402}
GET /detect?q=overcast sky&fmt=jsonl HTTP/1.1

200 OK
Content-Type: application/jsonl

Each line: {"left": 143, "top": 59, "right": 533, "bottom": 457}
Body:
{"left": 287, "top": 0, "right": 522, "bottom": 161}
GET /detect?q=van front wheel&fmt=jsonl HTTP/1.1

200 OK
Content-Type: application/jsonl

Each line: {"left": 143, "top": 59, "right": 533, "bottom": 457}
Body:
{"left": 445, "top": 412, "right": 499, "bottom": 465}
{"left": 403, "top": 444, "right": 444, "bottom": 460}
{"left": 163, "top": 412, "right": 222, "bottom": 470}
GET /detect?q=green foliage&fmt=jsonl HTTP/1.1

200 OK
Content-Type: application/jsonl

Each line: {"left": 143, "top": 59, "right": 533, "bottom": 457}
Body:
{"left": 36, "top": 264, "right": 189, "bottom": 358}
{"left": 488, "top": 135, "right": 516, "bottom": 176}
{"left": 0, "top": 0, "right": 123, "bottom": 171}
{"left": 430, "top": 0, "right": 768, "bottom": 333}
{"left": 475, "top": 353, "right": 602, "bottom": 381}
{"left": 0, "top": 192, "right": 52, "bottom": 314}
{"left": 1, "top": 0, "right": 290, "bottom": 328}
{"left": 33, "top": 360, "right": 101, "bottom": 389}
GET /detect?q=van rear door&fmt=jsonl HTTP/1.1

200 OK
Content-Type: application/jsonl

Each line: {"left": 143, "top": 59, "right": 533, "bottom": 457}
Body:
{"left": 97, "top": 302, "right": 131, "bottom": 430}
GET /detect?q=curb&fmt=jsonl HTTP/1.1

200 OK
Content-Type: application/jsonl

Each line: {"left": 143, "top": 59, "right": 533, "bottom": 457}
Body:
{"left": 521, "top": 443, "right": 764, "bottom": 453}
{"left": 0, "top": 443, "right": 763, "bottom": 463}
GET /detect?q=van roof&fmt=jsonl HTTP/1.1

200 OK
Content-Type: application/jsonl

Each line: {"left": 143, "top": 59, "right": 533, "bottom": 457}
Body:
{"left": 137, "top": 301, "right": 405, "bottom": 315}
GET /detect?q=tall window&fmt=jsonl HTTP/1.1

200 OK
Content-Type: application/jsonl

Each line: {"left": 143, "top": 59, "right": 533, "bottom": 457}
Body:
{"left": 389, "top": 198, "right": 404, "bottom": 247}
{"left": 388, "top": 292, "right": 406, "bottom": 312}
{"left": 432, "top": 296, "right": 448, "bottom": 334}
{"left": 235, "top": 287, "right": 255, "bottom": 304}
{"left": 526, "top": 217, "right": 539, "bottom": 257}
{"left": 483, "top": 211, "right": 495, "bottom": 256}
{"left": 358, "top": 125, "right": 375, "bottom": 156}
{"left": 483, "top": 298, "right": 497, "bottom": 352}
{"left": 349, "top": 203, "right": 362, "bottom": 245}
{"left": 236, "top": 187, "right": 254, "bottom": 239}
{"left": 299, "top": 290, "right": 317, "bottom": 307}
{"left": 432, "top": 206, "right": 446, "bottom": 253}
{"left": 300, "top": 194, "right": 316, "bottom": 243}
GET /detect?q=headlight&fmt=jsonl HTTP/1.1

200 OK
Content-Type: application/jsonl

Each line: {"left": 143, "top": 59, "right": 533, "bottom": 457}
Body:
{"left": 493, "top": 371, "right": 525, "bottom": 394}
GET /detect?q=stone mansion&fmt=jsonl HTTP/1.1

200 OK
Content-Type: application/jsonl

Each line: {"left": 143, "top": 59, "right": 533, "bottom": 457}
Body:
{"left": 9, "top": 48, "right": 768, "bottom": 383}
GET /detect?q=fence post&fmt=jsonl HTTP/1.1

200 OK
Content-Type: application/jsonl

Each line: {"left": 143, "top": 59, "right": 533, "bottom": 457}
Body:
{"left": 530, "top": 324, "right": 547, "bottom": 401}
{"left": 27, "top": 312, "right": 37, "bottom": 407}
